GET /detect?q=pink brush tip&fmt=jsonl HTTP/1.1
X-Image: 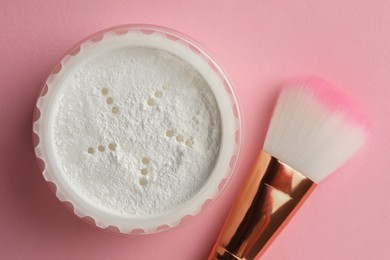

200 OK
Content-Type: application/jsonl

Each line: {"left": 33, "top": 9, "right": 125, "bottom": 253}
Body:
{"left": 285, "top": 76, "right": 371, "bottom": 132}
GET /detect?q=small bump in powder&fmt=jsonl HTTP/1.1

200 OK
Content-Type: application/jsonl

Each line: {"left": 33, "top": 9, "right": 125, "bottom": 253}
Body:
{"left": 111, "top": 107, "right": 119, "bottom": 114}
{"left": 108, "top": 143, "right": 116, "bottom": 151}
{"left": 176, "top": 135, "right": 184, "bottom": 142}
{"left": 147, "top": 98, "right": 155, "bottom": 106}
{"left": 142, "top": 157, "right": 150, "bottom": 164}
{"left": 101, "top": 88, "right": 108, "bottom": 95}
{"left": 139, "top": 178, "right": 148, "bottom": 186}
{"left": 106, "top": 97, "right": 114, "bottom": 105}
{"left": 185, "top": 139, "right": 193, "bottom": 147}
{"left": 166, "top": 130, "right": 174, "bottom": 137}
{"left": 98, "top": 145, "right": 105, "bottom": 152}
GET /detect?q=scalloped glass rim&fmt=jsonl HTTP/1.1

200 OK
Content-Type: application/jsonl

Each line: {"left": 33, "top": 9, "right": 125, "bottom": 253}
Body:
{"left": 32, "top": 24, "right": 242, "bottom": 234}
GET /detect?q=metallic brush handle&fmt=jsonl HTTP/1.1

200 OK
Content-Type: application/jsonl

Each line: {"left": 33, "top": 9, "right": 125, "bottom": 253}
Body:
{"left": 209, "top": 151, "right": 316, "bottom": 260}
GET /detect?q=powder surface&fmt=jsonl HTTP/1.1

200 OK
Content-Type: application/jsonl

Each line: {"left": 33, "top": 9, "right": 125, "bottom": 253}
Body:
{"left": 53, "top": 47, "right": 222, "bottom": 216}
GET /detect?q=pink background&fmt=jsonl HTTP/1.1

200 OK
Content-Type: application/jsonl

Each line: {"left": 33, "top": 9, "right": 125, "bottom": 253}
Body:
{"left": 1, "top": 0, "right": 390, "bottom": 259}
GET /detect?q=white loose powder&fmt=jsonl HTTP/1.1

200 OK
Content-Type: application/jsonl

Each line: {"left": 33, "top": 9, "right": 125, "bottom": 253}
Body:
{"left": 53, "top": 47, "right": 222, "bottom": 216}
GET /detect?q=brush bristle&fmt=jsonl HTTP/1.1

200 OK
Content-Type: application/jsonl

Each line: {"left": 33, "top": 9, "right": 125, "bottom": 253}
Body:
{"left": 264, "top": 77, "right": 369, "bottom": 182}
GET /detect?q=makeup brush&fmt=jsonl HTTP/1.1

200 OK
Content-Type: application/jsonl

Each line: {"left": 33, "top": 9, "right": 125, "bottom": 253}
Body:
{"left": 209, "top": 77, "right": 369, "bottom": 260}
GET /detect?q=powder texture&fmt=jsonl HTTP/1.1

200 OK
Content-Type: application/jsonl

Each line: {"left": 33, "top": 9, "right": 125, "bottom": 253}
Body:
{"left": 53, "top": 47, "right": 221, "bottom": 216}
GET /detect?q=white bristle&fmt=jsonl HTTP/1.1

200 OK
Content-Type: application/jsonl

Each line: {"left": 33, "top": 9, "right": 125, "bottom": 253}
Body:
{"left": 264, "top": 78, "right": 369, "bottom": 183}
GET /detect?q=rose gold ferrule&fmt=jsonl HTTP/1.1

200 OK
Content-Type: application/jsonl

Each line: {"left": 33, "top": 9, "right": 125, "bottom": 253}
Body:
{"left": 209, "top": 151, "right": 316, "bottom": 260}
